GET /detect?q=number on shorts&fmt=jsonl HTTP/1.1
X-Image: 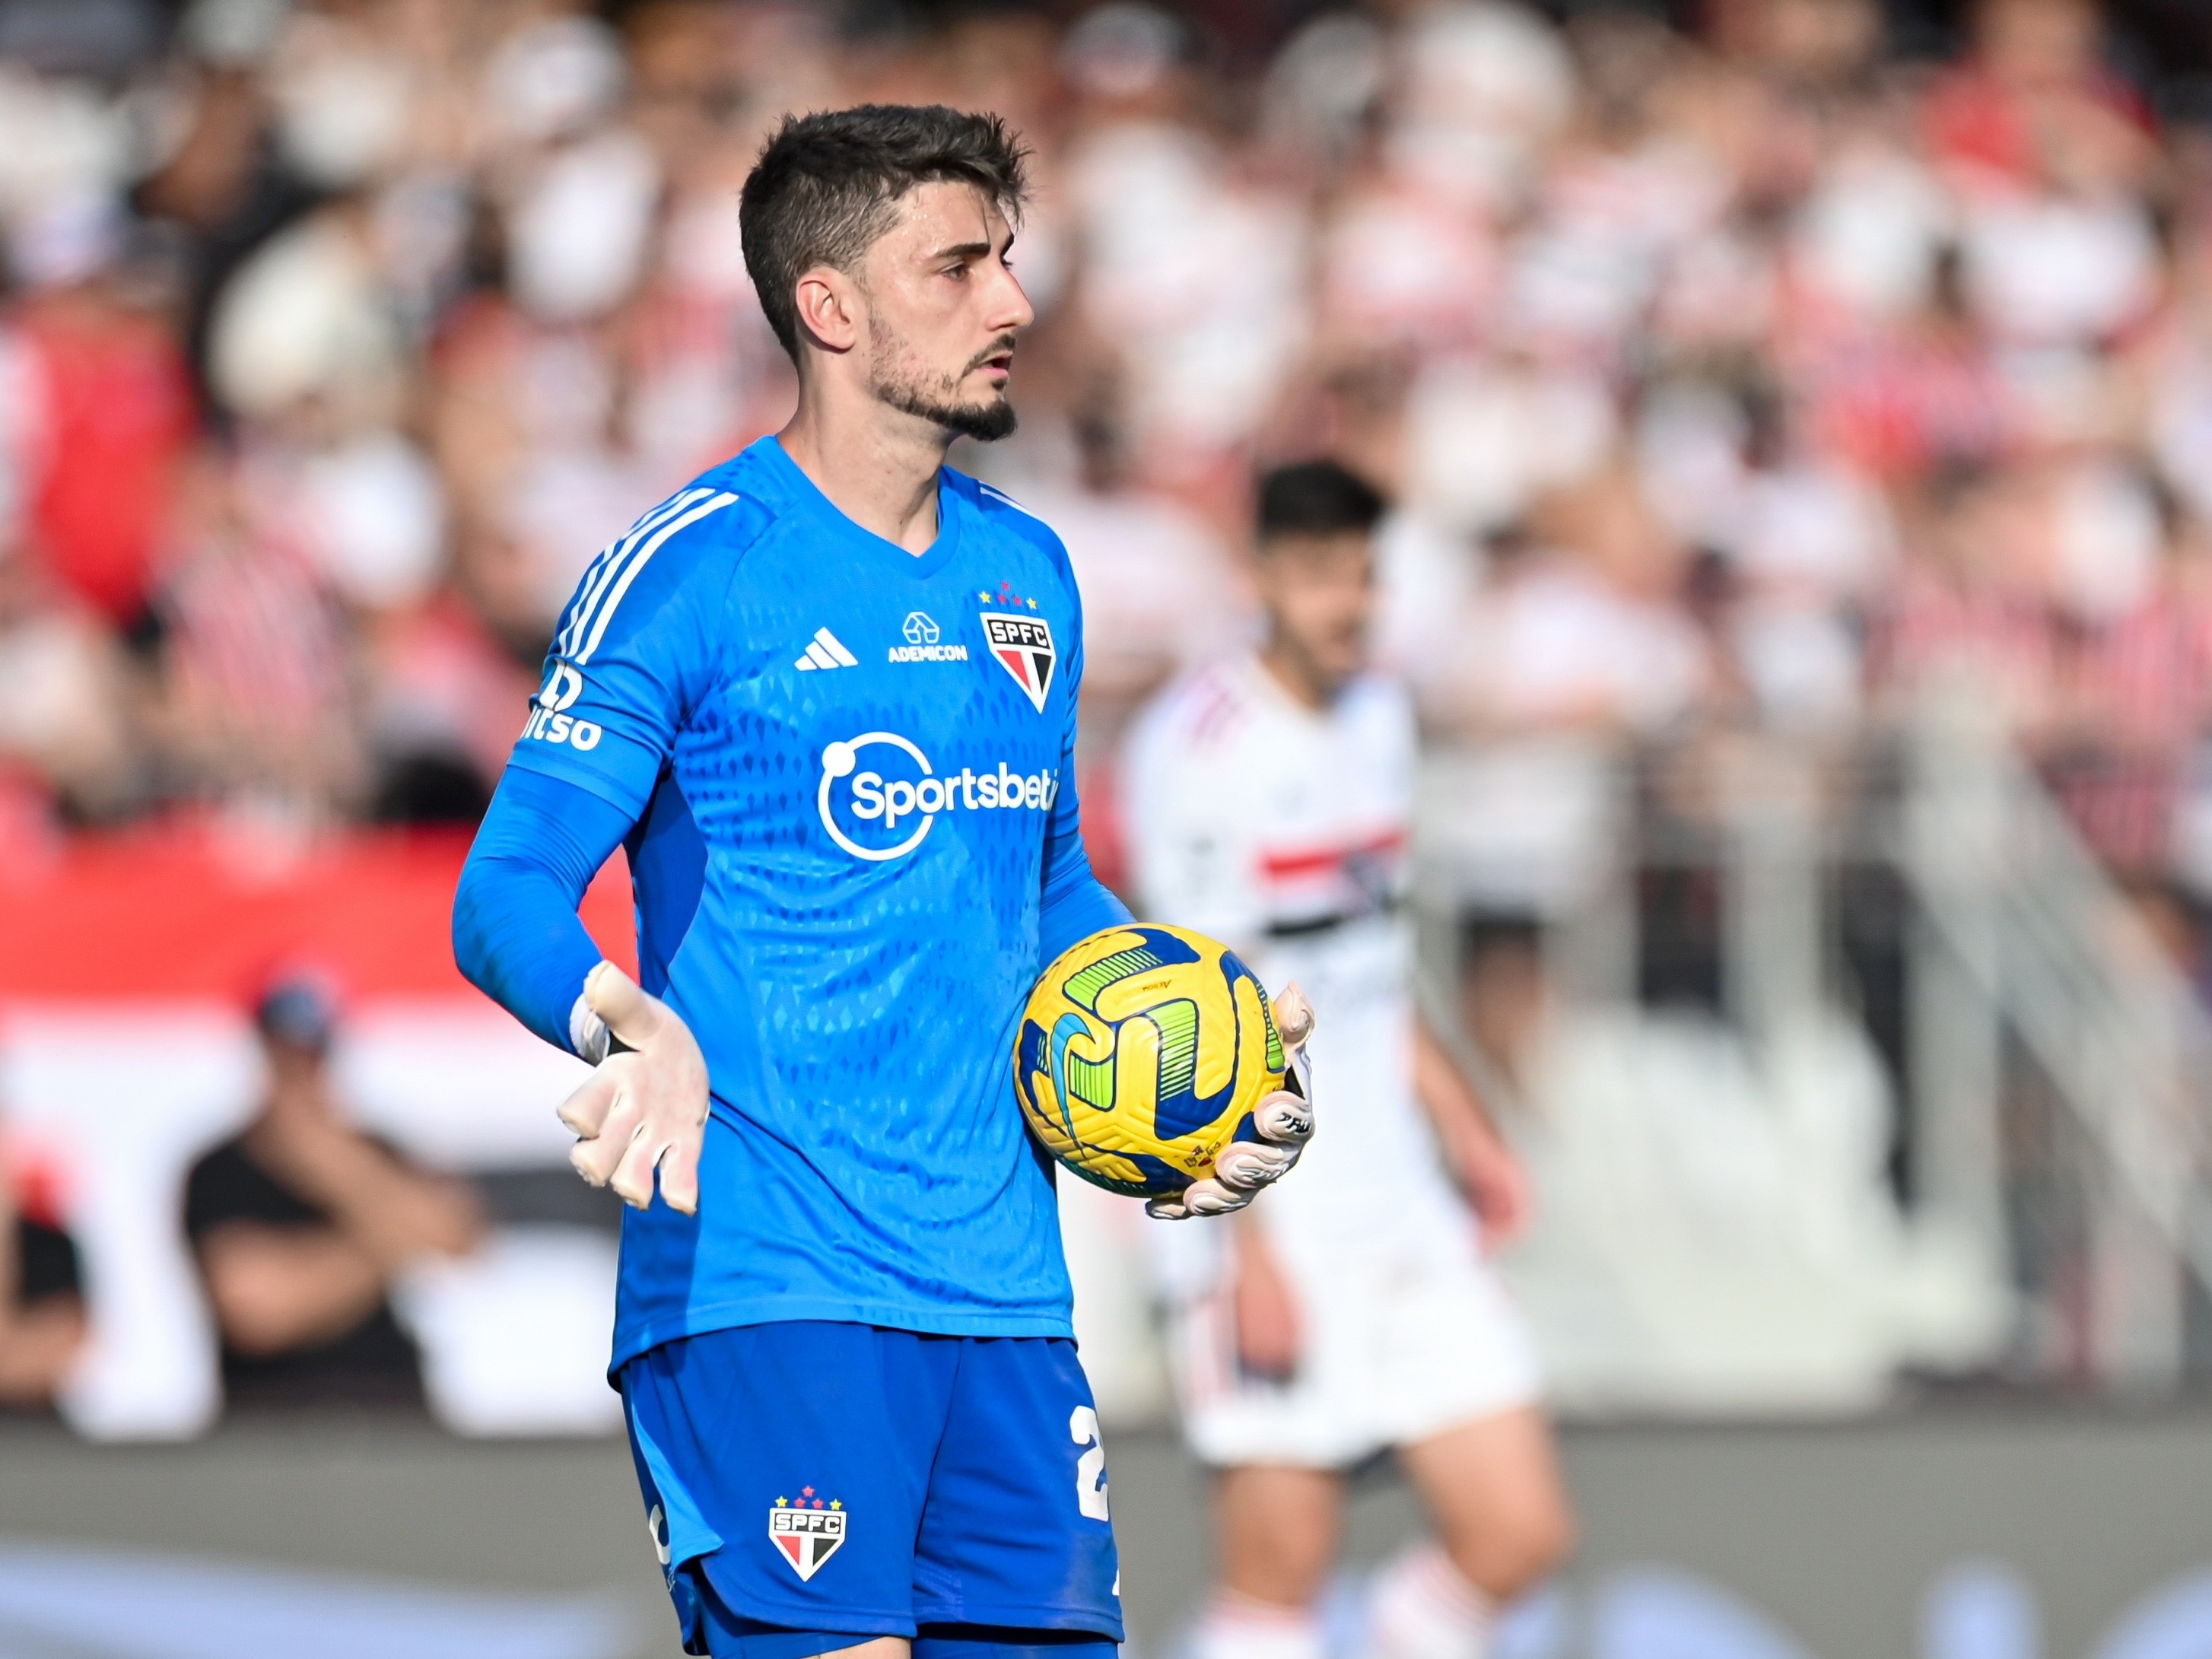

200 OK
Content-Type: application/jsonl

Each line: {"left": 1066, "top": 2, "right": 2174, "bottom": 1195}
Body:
{"left": 1069, "top": 1404, "right": 1110, "bottom": 1521}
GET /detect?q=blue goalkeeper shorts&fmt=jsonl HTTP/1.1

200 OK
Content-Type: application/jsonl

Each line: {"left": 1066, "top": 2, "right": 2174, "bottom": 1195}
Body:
{"left": 621, "top": 1322, "right": 1124, "bottom": 1659}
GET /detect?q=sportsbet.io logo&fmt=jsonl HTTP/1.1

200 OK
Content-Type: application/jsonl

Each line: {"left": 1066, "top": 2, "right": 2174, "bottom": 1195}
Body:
{"left": 818, "top": 731, "right": 1059, "bottom": 863}
{"left": 522, "top": 661, "right": 604, "bottom": 752}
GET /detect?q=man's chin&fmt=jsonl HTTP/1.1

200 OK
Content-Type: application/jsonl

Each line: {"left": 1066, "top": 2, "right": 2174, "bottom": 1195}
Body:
{"left": 875, "top": 377, "right": 1019, "bottom": 443}
{"left": 940, "top": 396, "right": 1018, "bottom": 443}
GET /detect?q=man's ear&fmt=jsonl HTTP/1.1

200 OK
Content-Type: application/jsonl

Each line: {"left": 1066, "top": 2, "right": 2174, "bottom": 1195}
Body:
{"left": 793, "top": 265, "right": 862, "bottom": 354}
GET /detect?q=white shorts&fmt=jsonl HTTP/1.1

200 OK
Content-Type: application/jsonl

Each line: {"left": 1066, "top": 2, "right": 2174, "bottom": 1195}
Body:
{"left": 1165, "top": 1235, "right": 1543, "bottom": 1470}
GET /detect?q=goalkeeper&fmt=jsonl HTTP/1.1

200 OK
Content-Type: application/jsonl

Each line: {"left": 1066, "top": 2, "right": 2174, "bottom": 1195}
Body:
{"left": 451, "top": 105, "right": 1311, "bottom": 1659}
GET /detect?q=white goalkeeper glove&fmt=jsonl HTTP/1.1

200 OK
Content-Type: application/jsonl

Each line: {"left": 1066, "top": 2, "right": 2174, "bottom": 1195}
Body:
{"left": 558, "top": 962, "right": 710, "bottom": 1214}
{"left": 1147, "top": 983, "right": 1315, "bottom": 1221}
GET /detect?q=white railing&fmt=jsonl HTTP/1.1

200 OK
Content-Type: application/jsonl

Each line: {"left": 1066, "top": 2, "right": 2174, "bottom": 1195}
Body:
{"left": 1414, "top": 689, "right": 2212, "bottom": 1410}
{"left": 1899, "top": 687, "right": 2212, "bottom": 1391}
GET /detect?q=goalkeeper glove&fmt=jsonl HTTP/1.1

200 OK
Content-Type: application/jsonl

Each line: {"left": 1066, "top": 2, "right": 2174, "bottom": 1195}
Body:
{"left": 1147, "top": 983, "right": 1315, "bottom": 1220}
{"left": 558, "top": 962, "right": 710, "bottom": 1214}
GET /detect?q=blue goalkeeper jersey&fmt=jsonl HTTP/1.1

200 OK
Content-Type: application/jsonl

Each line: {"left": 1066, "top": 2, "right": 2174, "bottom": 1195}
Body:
{"left": 502, "top": 436, "right": 1111, "bottom": 1366}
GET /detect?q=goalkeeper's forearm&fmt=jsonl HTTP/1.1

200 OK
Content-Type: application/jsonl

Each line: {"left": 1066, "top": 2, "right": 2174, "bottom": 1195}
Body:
{"left": 453, "top": 767, "right": 634, "bottom": 1057}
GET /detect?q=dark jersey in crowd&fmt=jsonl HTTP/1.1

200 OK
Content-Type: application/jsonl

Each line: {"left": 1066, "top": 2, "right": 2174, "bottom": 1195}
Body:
{"left": 5, "top": 1212, "right": 84, "bottom": 1418}
{"left": 14, "top": 1215, "right": 81, "bottom": 1306}
{"left": 183, "top": 1136, "right": 424, "bottom": 1411}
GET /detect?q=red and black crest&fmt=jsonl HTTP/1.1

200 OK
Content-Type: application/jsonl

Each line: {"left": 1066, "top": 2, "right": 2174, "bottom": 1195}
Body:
{"left": 980, "top": 612, "right": 1057, "bottom": 713}
{"left": 769, "top": 1489, "right": 847, "bottom": 1581}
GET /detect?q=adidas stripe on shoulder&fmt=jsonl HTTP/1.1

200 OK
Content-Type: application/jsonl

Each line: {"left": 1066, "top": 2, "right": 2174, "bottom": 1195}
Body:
{"left": 972, "top": 478, "right": 1074, "bottom": 577}
{"left": 974, "top": 479, "right": 1044, "bottom": 523}
{"left": 557, "top": 487, "right": 742, "bottom": 666}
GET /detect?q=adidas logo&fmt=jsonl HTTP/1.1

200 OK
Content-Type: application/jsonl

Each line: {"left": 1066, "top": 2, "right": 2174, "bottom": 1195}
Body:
{"left": 795, "top": 628, "right": 860, "bottom": 672}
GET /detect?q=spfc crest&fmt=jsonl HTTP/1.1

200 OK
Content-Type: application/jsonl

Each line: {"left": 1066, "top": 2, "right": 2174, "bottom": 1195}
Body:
{"left": 769, "top": 1491, "right": 847, "bottom": 1581}
{"left": 980, "top": 612, "right": 1057, "bottom": 713}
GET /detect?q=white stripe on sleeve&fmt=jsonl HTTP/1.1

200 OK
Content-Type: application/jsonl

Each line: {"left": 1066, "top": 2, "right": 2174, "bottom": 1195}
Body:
{"left": 558, "top": 488, "right": 715, "bottom": 658}
{"left": 574, "top": 491, "right": 741, "bottom": 665}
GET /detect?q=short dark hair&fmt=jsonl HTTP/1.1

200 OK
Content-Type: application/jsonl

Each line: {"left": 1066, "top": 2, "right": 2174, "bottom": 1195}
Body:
{"left": 1255, "top": 459, "right": 1387, "bottom": 543}
{"left": 740, "top": 104, "right": 1030, "bottom": 361}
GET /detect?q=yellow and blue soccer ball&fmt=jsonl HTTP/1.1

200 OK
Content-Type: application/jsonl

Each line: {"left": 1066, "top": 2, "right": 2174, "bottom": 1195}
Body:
{"left": 1014, "top": 923, "right": 1288, "bottom": 1198}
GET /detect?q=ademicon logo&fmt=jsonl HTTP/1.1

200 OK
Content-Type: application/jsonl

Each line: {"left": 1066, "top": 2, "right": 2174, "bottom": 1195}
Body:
{"left": 818, "top": 732, "right": 1058, "bottom": 862}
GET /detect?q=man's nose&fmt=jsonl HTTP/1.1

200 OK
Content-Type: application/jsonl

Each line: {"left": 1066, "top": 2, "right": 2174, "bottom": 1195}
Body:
{"left": 987, "top": 261, "right": 1034, "bottom": 333}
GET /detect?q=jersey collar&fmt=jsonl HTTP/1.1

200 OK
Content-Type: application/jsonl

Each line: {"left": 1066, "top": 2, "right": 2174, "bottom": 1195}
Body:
{"left": 1239, "top": 651, "right": 1352, "bottom": 727}
{"left": 754, "top": 435, "right": 965, "bottom": 581}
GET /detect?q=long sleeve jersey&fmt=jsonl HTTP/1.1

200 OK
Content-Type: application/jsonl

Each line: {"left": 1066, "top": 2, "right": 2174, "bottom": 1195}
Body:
{"left": 453, "top": 436, "right": 1129, "bottom": 1368}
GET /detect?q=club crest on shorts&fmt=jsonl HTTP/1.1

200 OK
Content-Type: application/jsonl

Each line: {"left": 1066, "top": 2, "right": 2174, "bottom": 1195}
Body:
{"left": 770, "top": 1489, "right": 847, "bottom": 1581}
{"left": 980, "top": 612, "right": 1056, "bottom": 713}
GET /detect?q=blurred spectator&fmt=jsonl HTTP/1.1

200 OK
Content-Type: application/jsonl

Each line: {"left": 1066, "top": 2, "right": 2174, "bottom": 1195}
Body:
{"left": 5, "top": 202, "right": 195, "bottom": 629}
{"left": 146, "top": 446, "right": 364, "bottom": 816}
{"left": 2039, "top": 475, "right": 2212, "bottom": 874}
{"left": 184, "top": 976, "right": 481, "bottom": 1411}
{"left": 1924, "top": 0, "right": 2156, "bottom": 196}
{"left": 0, "top": 1138, "right": 85, "bottom": 1410}
{"left": 0, "top": 534, "right": 138, "bottom": 820}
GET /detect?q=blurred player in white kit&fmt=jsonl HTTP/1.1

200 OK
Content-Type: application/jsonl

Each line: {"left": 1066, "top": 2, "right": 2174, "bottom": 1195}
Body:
{"left": 1123, "top": 461, "right": 1574, "bottom": 1659}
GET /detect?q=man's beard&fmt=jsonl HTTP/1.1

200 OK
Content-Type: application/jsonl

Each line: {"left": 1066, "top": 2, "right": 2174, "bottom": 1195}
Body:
{"left": 869, "top": 331, "right": 1019, "bottom": 442}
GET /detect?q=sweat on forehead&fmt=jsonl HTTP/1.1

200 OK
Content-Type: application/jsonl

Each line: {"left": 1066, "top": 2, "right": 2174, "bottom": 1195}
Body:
{"left": 740, "top": 103, "right": 1031, "bottom": 361}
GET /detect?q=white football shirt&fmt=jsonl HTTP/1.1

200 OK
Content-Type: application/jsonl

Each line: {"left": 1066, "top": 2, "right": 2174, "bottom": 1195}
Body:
{"left": 1121, "top": 656, "right": 1470, "bottom": 1267}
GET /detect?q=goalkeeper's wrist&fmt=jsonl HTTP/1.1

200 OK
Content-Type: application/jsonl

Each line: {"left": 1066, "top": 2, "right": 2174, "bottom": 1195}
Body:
{"left": 569, "top": 968, "right": 612, "bottom": 1063}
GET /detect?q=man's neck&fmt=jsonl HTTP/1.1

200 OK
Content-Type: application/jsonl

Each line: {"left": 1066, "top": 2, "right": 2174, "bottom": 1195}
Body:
{"left": 777, "top": 386, "right": 952, "bottom": 555}
{"left": 1257, "top": 639, "right": 1336, "bottom": 712}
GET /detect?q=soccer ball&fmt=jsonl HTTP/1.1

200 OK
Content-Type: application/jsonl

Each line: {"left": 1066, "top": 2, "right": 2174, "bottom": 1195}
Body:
{"left": 1014, "top": 923, "right": 1288, "bottom": 1198}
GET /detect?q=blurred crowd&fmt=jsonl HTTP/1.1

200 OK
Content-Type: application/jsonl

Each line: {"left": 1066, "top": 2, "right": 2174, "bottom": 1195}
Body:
{"left": 9, "top": 0, "right": 2212, "bottom": 1419}
{"left": 2, "top": 0, "right": 2211, "bottom": 905}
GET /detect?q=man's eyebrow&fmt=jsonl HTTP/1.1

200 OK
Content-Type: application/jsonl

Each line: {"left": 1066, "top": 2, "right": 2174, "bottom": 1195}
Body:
{"left": 928, "top": 239, "right": 994, "bottom": 261}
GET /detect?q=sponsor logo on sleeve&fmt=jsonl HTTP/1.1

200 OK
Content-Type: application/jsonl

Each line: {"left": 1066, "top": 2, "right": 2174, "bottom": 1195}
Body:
{"left": 521, "top": 659, "right": 603, "bottom": 752}
{"left": 770, "top": 1489, "right": 847, "bottom": 1581}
